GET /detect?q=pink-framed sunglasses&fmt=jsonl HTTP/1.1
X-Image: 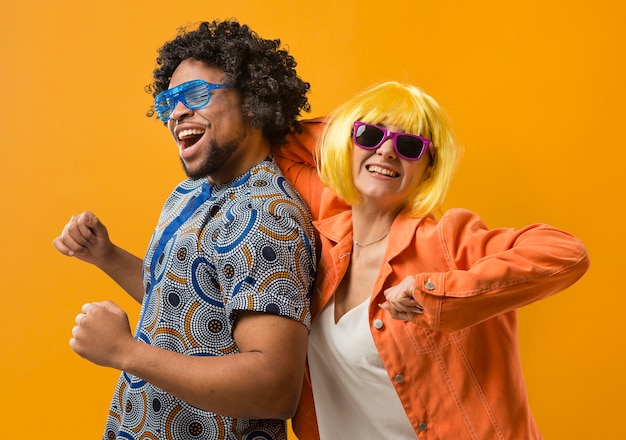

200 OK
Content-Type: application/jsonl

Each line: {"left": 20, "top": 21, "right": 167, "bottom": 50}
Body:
{"left": 353, "top": 121, "right": 433, "bottom": 161}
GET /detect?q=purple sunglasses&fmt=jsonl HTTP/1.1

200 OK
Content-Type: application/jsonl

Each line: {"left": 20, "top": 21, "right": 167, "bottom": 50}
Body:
{"left": 353, "top": 121, "right": 433, "bottom": 161}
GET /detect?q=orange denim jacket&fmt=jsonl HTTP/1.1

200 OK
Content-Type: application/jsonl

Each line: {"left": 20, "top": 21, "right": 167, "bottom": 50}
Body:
{"left": 277, "top": 120, "right": 590, "bottom": 439}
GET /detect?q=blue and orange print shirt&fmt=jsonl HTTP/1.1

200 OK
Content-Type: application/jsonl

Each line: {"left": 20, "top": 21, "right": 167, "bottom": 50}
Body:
{"left": 104, "top": 156, "right": 315, "bottom": 440}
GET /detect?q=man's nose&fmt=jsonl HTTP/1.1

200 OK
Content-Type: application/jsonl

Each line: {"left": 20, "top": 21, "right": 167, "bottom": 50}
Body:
{"left": 170, "top": 99, "right": 193, "bottom": 121}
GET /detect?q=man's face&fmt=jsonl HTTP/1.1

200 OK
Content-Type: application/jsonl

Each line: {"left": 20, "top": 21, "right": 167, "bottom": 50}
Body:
{"left": 165, "top": 58, "right": 264, "bottom": 184}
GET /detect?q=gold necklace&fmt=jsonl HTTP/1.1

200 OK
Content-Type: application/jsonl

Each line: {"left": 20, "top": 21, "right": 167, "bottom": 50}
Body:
{"left": 353, "top": 228, "right": 391, "bottom": 248}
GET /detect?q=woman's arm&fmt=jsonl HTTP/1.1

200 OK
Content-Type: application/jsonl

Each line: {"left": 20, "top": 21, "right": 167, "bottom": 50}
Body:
{"left": 274, "top": 118, "right": 326, "bottom": 219}
{"left": 384, "top": 209, "right": 590, "bottom": 332}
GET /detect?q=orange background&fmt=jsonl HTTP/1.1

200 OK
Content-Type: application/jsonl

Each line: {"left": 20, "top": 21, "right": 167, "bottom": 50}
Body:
{"left": 1, "top": 0, "right": 624, "bottom": 438}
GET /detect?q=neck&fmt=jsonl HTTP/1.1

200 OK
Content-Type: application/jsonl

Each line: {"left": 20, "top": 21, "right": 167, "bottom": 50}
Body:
{"left": 351, "top": 208, "right": 397, "bottom": 249}
{"left": 353, "top": 227, "right": 390, "bottom": 248}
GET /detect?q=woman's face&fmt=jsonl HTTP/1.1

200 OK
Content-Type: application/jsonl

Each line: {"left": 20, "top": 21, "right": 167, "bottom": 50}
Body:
{"left": 351, "top": 123, "right": 431, "bottom": 211}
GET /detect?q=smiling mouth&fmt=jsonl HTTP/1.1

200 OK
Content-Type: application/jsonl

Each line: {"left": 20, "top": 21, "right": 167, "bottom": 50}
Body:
{"left": 367, "top": 165, "right": 399, "bottom": 178}
{"left": 178, "top": 128, "right": 205, "bottom": 148}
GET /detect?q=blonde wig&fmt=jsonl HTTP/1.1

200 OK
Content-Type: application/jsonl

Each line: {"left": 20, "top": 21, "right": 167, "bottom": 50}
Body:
{"left": 317, "top": 81, "right": 461, "bottom": 217}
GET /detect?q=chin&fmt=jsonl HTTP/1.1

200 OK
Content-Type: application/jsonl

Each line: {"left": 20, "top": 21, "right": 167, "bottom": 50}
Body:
{"left": 180, "top": 160, "right": 204, "bottom": 180}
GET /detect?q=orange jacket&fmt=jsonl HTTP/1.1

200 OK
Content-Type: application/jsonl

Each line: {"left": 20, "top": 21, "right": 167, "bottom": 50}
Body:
{"left": 278, "top": 120, "right": 590, "bottom": 439}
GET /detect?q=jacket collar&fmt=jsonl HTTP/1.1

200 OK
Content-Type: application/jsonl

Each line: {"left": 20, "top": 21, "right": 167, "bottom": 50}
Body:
{"left": 313, "top": 205, "right": 433, "bottom": 259}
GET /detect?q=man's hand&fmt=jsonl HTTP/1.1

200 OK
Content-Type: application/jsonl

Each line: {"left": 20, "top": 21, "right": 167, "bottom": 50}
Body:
{"left": 71, "top": 301, "right": 137, "bottom": 370}
{"left": 53, "top": 211, "right": 113, "bottom": 266}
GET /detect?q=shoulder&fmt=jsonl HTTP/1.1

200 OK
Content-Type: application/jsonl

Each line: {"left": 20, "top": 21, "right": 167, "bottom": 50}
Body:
{"left": 407, "top": 208, "right": 489, "bottom": 250}
{"left": 437, "top": 208, "right": 488, "bottom": 230}
{"left": 247, "top": 160, "right": 312, "bottom": 218}
{"left": 216, "top": 166, "right": 314, "bottom": 241}
{"left": 400, "top": 208, "right": 485, "bottom": 234}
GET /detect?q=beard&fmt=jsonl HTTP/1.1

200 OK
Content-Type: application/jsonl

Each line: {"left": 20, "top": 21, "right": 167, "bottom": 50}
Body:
{"left": 181, "top": 137, "right": 240, "bottom": 180}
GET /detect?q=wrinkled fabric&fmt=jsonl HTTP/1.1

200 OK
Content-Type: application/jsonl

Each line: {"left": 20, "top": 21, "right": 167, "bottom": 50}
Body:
{"left": 278, "top": 121, "right": 590, "bottom": 440}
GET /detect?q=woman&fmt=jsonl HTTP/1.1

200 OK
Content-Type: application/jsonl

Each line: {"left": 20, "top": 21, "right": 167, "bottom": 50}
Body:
{"left": 276, "top": 81, "right": 590, "bottom": 439}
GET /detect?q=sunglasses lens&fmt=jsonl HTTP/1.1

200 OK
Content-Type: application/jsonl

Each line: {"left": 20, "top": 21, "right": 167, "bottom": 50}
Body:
{"left": 355, "top": 124, "right": 385, "bottom": 148}
{"left": 154, "top": 81, "right": 211, "bottom": 122}
{"left": 183, "top": 83, "right": 210, "bottom": 109}
{"left": 396, "top": 135, "right": 425, "bottom": 159}
{"left": 155, "top": 99, "right": 173, "bottom": 121}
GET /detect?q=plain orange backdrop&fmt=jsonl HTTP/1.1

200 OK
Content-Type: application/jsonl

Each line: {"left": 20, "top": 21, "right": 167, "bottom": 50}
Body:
{"left": 1, "top": 0, "right": 624, "bottom": 438}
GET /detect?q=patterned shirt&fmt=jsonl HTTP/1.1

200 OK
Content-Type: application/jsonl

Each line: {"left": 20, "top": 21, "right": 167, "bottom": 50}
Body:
{"left": 103, "top": 157, "right": 315, "bottom": 440}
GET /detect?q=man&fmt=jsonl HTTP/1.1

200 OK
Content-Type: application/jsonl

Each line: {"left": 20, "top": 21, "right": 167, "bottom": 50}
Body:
{"left": 53, "top": 20, "right": 315, "bottom": 440}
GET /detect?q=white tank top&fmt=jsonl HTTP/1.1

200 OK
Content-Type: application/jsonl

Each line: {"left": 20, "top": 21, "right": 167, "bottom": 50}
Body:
{"left": 308, "top": 299, "right": 417, "bottom": 439}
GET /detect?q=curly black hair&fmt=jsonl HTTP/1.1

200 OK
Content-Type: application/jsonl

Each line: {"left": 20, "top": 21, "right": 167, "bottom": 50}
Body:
{"left": 147, "top": 19, "right": 311, "bottom": 145}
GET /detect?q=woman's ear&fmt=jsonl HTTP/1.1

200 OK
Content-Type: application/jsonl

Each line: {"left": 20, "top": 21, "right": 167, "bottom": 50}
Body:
{"left": 420, "top": 163, "right": 434, "bottom": 184}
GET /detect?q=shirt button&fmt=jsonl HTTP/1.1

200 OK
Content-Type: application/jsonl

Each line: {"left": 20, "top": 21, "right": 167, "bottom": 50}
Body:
{"left": 373, "top": 319, "right": 384, "bottom": 329}
{"left": 418, "top": 422, "right": 428, "bottom": 431}
{"left": 394, "top": 374, "right": 404, "bottom": 383}
{"left": 424, "top": 279, "right": 435, "bottom": 291}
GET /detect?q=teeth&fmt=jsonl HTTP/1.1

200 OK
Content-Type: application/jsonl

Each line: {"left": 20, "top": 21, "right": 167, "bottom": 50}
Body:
{"left": 178, "top": 128, "right": 205, "bottom": 140}
{"left": 367, "top": 165, "right": 398, "bottom": 177}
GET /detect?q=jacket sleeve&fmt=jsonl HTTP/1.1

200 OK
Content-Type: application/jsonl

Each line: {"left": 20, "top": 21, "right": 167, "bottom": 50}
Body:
{"left": 273, "top": 117, "right": 327, "bottom": 220}
{"left": 412, "top": 208, "right": 590, "bottom": 332}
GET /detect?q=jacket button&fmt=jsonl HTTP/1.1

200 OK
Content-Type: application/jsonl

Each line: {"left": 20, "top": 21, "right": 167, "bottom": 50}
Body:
{"left": 394, "top": 374, "right": 404, "bottom": 383}
{"left": 373, "top": 319, "right": 384, "bottom": 329}
{"left": 418, "top": 422, "right": 428, "bottom": 431}
{"left": 424, "top": 279, "right": 435, "bottom": 291}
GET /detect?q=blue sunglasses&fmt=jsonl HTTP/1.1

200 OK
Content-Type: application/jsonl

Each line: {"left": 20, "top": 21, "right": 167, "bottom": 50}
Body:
{"left": 154, "top": 79, "right": 236, "bottom": 122}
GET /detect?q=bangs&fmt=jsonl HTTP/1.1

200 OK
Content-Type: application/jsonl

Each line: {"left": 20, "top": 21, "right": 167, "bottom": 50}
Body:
{"left": 319, "top": 80, "right": 459, "bottom": 216}
{"left": 354, "top": 87, "right": 432, "bottom": 140}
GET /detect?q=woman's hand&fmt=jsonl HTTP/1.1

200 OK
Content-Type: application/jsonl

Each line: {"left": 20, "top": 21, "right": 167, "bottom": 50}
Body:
{"left": 379, "top": 275, "right": 424, "bottom": 322}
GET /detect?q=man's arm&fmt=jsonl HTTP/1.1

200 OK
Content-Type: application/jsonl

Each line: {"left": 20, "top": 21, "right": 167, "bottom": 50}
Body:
{"left": 72, "top": 303, "right": 308, "bottom": 419}
{"left": 53, "top": 211, "right": 145, "bottom": 303}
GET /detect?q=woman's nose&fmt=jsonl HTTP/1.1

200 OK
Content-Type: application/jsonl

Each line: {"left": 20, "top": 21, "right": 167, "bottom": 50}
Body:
{"left": 376, "top": 137, "right": 397, "bottom": 159}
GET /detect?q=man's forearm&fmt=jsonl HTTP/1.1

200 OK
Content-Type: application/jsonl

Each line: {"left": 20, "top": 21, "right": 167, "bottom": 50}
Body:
{"left": 97, "top": 245, "right": 145, "bottom": 303}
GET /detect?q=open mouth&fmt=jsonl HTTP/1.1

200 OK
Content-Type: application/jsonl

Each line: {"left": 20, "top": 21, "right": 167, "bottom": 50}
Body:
{"left": 366, "top": 164, "right": 399, "bottom": 178}
{"left": 178, "top": 128, "right": 205, "bottom": 149}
